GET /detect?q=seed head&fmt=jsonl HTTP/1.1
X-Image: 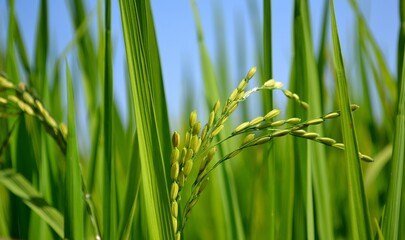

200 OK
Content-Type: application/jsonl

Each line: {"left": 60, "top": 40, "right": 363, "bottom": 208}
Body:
{"left": 271, "top": 129, "right": 290, "bottom": 137}
{"left": 318, "top": 137, "right": 336, "bottom": 145}
{"left": 324, "top": 112, "right": 340, "bottom": 119}
{"left": 200, "top": 125, "right": 208, "bottom": 141}
{"left": 211, "top": 124, "right": 224, "bottom": 137}
{"left": 213, "top": 100, "right": 220, "bottom": 114}
{"left": 22, "top": 92, "right": 35, "bottom": 106}
{"left": 233, "top": 121, "right": 250, "bottom": 134}
{"left": 172, "top": 131, "right": 180, "bottom": 148}
{"left": 0, "top": 97, "right": 7, "bottom": 104}
{"left": 171, "top": 148, "right": 180, "bottom": 164}
{"left": 189, "top": 111, "right": 197, "bottom": 128}
{"left": 332, "top": 143, "right": 345, "bottom": 149}
{"left": 229, "top": 89, "right": 238, "bottom": 102}
{"left": 264, "top": 109, "right": 280, "bottom": 120}
{"left": 264, "top": 79, "right": 275, "bottom": 88}
{"left": 286, "top": 118, "right": 301, "bottom": 124}
{"left": 172, "top": 216, "right": 177, "bottom": 233}
{"left": 306, "top": 118, "right": 324, "bottom": 125}
{"left": 171, "top": 201, "right": 178, "bottom": 218}
{"left": 208, "top": 111, "right": 215, "bottom": 128}
{"left": 360, "top": 154, "right": 373, "bottom": 162}
{"left": 237, "top": 79, "right": 248, "bottom": 91}
{"left": 59, "top": 123, "right": 68, "bottom": 139}
{"left": 192, "top": 122, "right": 201, "bottom": 136}
{"left": 185, "top": 148, "right": 194, "bottom": 161}
{"left": 226, "top": 149, "right": 241, "bottom": 159}
{"left": 179, "top": 148, "right": 187, "bottom": 165}
{"left": 252, "top": 136, "right": 271, "bottom": 145}
{"left": 274, "top": 82, "right": 283, "bottom": 89}
{"left": 350, "top": 104, "right": 359, "bottom": 111}
{"left": 271, "top": 120, "right": 285, "bottom": 127}
{"left": 171, "top": 162, "right": 179, "bottom": 180}
{"left": 170, "top": 182, "right": 179, "bottom": 201}
{"left": 249, "top": 116, "right": 264, "bottom": 126}
{"left": 227, "top": 101, "right": 238, "bottom": 114}
{"left": 0, "top": 76, "right": 14, "bottom": 89}
{"left": 256, "top": 122, "right": 273, "bottom": 129}
{"left": 302, "top": 132, "right": 319, "bottom": 139}
{"left": 242, "top": 133, "right": 255, "bottom": 145}
{"left": 246, "top": 66, "right": 257, "bottom": 80}
{"left": 183, "top": 159, "right": 193, "bottom": 177}
{"left": 198, "top": 178, "right": 209, "bottom": 195}
{"left": 300, "top": 102, "right": 309, "bottom": 109}
{"left": 290, "top": 129, "right": 306, "bottom": 136}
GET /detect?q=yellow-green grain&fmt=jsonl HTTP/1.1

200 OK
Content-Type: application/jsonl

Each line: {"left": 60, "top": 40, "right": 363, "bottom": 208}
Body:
{"left": 264, "top": 109, "right": 280, "bottom": 120}
{"left": 171, "top": 162, "right": 179, "bottom": 180}
{"left": 271, "top": 120, "right": 285, "bottom": 127}
{"left": 249, "top": 116, "right": 264, "bottom": 126}
{"left": 242, "top": 133, "right": 255, "bottom": 145}
{"left": 233, "top": 121, "right": 250, "bottom": 133}
{"left": 272, "top": 129, "right": 290, "bottom": 137}
{"left": 183, "top": 159, "right": 193, "bottom": 177}
{"left": 170, "top": 182, "right": 179, "bottom": 201}
{"left": 211, "top": 124, "right": 224, "bottom": 137}
{"left": 189, "top": 111, "right": 197, "bottom": 128}
{"left": 306, "top": 118, "right": 324, "bottom": 125}
{"left": 171, "top": 148, "right": 180, "bottom": 164}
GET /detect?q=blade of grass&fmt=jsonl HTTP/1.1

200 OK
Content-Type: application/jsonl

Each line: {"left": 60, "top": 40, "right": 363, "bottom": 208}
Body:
{"left": 398, "top": 1, "right": 405, "bottom": 237}
{"left": 263, "top": 0, "right": 276, "bottom": 238}
{"left": 32, "top": 0, "right": 48, "bottom": 94}
{"left": 0, "top": 169, "right": 64, "bottom": 238}
{"left": 291, "top": 1, "right": 313, "bottom": 238}
{"left": 64, "top": 62, "right": 84, "bottom": 239}
{"left": 117, "top": 133, "right": 141, "bottom": 239}
{"left": 381, "top": 38, "right": 405, "bottom": 240}
{"left": 119, "top": 0, "right": 173, "bottom": 238}
{"left": 330, "top": 1, "right": 372, "bottom": 239}
{"left": 103, "top": 0, "right": 116, "bottom": 238}
{"left": 298, "top": 1, "right": 335, "bottom": 239}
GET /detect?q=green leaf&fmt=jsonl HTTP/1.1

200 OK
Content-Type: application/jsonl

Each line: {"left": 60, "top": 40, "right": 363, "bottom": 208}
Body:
{"left": 102, "top": 0, "right": 117, "bottom": 238}
{"left": 64, "top": 62, "right": 84, "bottom": 239}
{"left": 381, "top": 42, "right": 405, "bottom": 240}
{"left": 0, "top": 169, "right": 64, "bottom": 238}
{"left": 119, "top": 0, "right": 173, "bottom": 238}
{"left": 329, "top": 1, "right": 372, "bottom": 239}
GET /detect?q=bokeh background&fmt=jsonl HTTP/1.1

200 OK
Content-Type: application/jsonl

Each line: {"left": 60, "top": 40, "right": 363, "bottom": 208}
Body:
{"left": 0, "top": 0, "right": 398, "bottom": 128}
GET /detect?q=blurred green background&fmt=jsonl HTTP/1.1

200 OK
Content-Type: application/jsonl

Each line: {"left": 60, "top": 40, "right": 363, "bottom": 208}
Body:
{"left": 0, "top": 0, "right": 403, "bottom": 239}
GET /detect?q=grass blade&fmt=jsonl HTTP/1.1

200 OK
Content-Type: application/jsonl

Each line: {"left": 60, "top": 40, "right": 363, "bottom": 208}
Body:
{"left": 0, "top": 169, "right": 64, "bottom": 238}
{"left": 329, "top": 1, "right": 372, "bottom": 239}
{"left": 64, "top": 62, "right": 84, "bottom": 239}
{"left": 262, "top": 0, "right": 277, "bottom": 238}
{"left": 119, "top": 0, "right": 173, "bottom": 238}
{"left": 103, "top": 0, "right": 116, "bottom": 238}
{"left": 381, "top": 38, "right": 405, "bottom": 240}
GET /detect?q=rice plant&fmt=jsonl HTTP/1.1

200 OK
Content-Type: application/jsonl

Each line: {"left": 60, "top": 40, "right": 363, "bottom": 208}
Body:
{"left": 0, "top": 0, "right": 403, "bottom": 239}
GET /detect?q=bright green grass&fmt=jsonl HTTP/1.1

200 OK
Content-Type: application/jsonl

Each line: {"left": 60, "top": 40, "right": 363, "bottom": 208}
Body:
{"left": 0, "top": 0, "right": 403, "bottom": 239}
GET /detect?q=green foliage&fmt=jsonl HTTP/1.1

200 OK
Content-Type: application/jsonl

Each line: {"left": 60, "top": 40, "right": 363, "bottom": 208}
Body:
{"left": 0, "top": 0, "right": 402, "bottom": 239}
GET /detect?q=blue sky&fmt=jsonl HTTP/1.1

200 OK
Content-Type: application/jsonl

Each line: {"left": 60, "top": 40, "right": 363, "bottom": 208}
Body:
{"left": 0, "top": 0, "right": 399, "bottom": 131}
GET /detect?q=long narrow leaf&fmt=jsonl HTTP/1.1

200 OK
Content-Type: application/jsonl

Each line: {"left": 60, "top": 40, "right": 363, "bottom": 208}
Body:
{"left": 103, "top": 0, "right": 116, "bottom": 238}
{"left": 64, "top": 62, "right": 84, "bottom": 239}
{"left": 0, "top": 169, "right": 64, "bottom": 238}
{"left": 119, "top": 0, "right": 173, "bottom": 239}
{"left": 330, "top": 1, "right": 372, "bottom": 239}
{"left": 381, "top": 44, "right": 405, "bottom": 240}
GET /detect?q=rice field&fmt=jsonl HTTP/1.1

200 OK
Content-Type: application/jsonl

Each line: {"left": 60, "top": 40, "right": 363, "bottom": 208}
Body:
{"left": 0, "top": 0, "right": 404, "bottom": 239}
